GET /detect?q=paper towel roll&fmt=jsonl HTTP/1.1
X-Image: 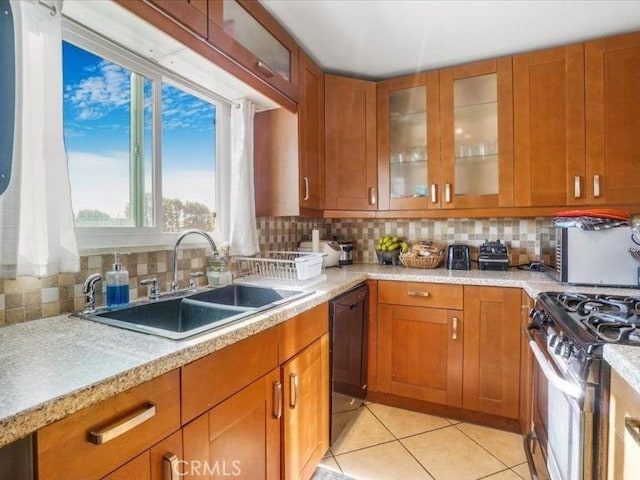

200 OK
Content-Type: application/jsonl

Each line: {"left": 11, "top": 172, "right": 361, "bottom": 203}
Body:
{"left": 312, "top": 227, "right": 320, "bottom": 252}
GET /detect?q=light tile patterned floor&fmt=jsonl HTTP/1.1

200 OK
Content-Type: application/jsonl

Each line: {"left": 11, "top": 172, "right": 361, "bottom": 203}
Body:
{"left": 316, "top": 402, "right": 532, "bottom": 480}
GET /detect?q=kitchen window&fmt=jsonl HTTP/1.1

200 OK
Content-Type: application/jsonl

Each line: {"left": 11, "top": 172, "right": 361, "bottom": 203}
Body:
{"left": 62, "top": 21, "right": 227, "bottom": 249}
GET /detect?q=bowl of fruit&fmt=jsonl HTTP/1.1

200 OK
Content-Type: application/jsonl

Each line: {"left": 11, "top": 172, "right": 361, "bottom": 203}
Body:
{"left": 375, "top": 235, "right": 409, "bottom": 265}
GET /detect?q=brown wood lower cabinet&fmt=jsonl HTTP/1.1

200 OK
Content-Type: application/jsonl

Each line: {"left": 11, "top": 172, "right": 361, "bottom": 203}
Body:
{"left": 377, "top": 304, "right": 463, "bottom": 407}
{"left": 282, "top": 333, "right": 330, "bottom": 480}
{"left": 375, "top": 282, "right": 523, "bottom": 425}
{"left": 182, "top": 369, "right": 281, "bottom": 480}
{"left": 519, "top": 291, "right": 534, "bottom": 433}
{"left": 103, "top": 430, "right": 184, "bottom": 480}
{"left": 463, "top": 286, "right": 522, "bottom": 419}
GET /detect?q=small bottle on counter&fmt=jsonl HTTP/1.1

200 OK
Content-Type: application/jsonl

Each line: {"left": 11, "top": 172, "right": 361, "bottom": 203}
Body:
{"left": 105, "top": 253, "right": 129, "bottom": 307}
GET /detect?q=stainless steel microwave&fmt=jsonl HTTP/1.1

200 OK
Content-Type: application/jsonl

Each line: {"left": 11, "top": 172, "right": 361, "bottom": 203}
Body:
{"left": 550, "top": 227, "right": 639, "bottom": 288}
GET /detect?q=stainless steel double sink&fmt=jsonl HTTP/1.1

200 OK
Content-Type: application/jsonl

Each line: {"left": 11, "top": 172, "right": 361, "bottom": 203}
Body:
{"left": 76, "top": 284, "right": 312, "bottom": 340}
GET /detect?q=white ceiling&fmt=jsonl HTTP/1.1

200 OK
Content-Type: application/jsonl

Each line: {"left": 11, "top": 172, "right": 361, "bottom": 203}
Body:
{"left": 260, "top": 0, "right": 640, "bottom": 79}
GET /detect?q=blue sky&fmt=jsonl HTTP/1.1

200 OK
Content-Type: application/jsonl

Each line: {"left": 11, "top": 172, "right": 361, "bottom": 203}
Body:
{"left": 62, "top": 41, "right": 216, "bottom": 217}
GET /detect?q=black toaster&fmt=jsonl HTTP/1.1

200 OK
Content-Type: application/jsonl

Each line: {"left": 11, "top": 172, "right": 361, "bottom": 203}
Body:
{"left": 447, "top": 245, "right": 471, "bottom": 270}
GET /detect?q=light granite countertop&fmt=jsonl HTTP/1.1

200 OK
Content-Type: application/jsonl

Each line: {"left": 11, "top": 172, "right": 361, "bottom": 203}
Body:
{"left": 1, "top": 264, "right": 638, "bottom": 449}
{"left": 603, "top": 345, "right": 640, "bottom": 396}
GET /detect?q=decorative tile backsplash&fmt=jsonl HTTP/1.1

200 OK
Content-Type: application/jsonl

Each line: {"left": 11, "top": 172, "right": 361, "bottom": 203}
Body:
{"left": 0, "top": 216, "right": 555, "bottom": 326}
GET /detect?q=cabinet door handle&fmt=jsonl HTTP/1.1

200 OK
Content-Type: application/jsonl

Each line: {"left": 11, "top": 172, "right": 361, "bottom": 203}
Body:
{"left": 445, "top": 183, "right": 452, "bottom": 203}
{"left": 368, "top": 187, "right": 377, "bottom": 205}
{"left": 289, "top": 373, "right": 298, "bottom": 409}
{"left": 407, "top": 291, "right": 430, "bottom": 297}
{"left": 593, "top": 175, "right": 601, "bottom": 198}
{"left": 273, "top": 381, "right": 283, "bottom": 419}
{"left": 431, "top": 184, "right": 437, "bottom": 203}
{"left": 574, "top": 176, "right": 581, "bottom": 199}
{"left": 163, "top": 452, "right": 179, "bottom": 480}
{"left": 452, "top": 317, "right": 459, "bottom": 340}
{"left": 625, "top": 417, "right": 640, "bottom": 447}
{"left": 255, "top": 60, "right": 275, "bottom": 78}
{"left": 88, "top": 402, "right": 156, "bottom": 445}
{"left": 303, "top": 176, "right": 310, "bottom": 201}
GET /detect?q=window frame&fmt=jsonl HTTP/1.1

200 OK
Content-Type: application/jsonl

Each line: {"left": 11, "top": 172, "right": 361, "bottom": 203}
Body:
{"left": 62, "top": 19, "right": 230, "bottom": 251}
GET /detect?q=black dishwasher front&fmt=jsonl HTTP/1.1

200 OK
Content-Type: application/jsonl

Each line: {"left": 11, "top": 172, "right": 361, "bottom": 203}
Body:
{"left": 329, "top": 283, "right": 368, "bottom": 445}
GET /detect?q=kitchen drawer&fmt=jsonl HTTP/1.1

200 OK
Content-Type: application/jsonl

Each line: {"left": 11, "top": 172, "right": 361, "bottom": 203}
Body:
{"left": 182, "top": 326, "right": 279, "bottom": 424}
{"left": 37, "top": 369, "right": 180, "bottom": 480}
{"left": 378, "top": 280, "right": 463, "bottom": 310}
{"left": 278, "top": 302, "right": 328, "bottom": 363}
{"left": 608, "top": 370, "right": 640, "bottom": 479}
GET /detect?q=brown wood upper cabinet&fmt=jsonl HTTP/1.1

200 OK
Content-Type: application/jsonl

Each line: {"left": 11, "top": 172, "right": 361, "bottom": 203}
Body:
{"left": 586, "top": 31, "right": 640, "bottom": 205}
{"left": 325, "top": 75, "right": 377, "bottom": 211}
{"left": 513, "top": 44, "right": 586, "bottom": 207}
{"left": 377, "top": 72, "right": 441, "bottom": 210}
{"left": 440, "top": 58, "right": 514, "bottom": 209}
{"left": 463, "top": 286, "right": 521, "bottom": 419}
{"left": 146, "top": 0, "right": 208, "bottom": 37}
{"left": 298, "top": 51, "right": 325, "bottom": 213}
{"left": 206, "top": 0, "right": 299, "bottom": 103}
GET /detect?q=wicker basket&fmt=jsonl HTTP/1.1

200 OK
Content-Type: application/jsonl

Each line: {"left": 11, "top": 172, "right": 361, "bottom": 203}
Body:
{"left": 399, "top": 249, "right": 445, "bottom": 269}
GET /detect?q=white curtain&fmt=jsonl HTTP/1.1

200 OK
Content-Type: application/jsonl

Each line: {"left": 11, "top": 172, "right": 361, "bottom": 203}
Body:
{"left": 0, "top": 0, "right": 79, "bottom": 278}
{"left": 228, "top": 99, "right": 259, "bottom": 256}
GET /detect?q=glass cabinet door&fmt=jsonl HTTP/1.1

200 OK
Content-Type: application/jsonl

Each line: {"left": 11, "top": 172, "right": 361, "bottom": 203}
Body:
{"left": 453, "top": 74, "right": 498, "bottom": 196}
{"left": 223, "top": 0, "right": 291, "bottom": 81}
{"left": 389, "top": 86, "right": 428, "bottom": 201}
{"left": 440, "top": 59, "right": 513, "bottom": 209}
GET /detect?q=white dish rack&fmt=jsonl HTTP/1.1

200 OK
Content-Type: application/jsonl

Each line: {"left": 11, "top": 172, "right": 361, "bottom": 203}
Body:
{"left": 235, "top": 251, "right": 325, "bottom": 286}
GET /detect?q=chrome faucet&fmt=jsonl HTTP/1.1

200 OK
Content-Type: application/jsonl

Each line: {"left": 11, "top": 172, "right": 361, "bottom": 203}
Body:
{"left": 82, "top": 273, "right": 102, "bottom": 311}
{"left": 171, "top": 229, "right": 217, "bottom": 292}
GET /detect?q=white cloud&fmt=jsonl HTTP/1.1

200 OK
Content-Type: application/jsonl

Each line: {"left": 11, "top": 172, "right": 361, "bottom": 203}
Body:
{"left": 66, "top": 61, "right": 131, "bottom": 121}
{"left": 67, "top": 151, "right": 215, "bottom": 218}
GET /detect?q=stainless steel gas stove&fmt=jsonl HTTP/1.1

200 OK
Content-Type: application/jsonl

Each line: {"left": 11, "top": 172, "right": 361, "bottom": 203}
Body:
{"left": 524, "top": 291, "right": 640, "bottom": 480}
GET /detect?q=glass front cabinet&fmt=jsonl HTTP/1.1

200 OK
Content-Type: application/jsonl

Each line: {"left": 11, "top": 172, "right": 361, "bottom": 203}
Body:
{"left": 378, "top": 60, "right": 513, "bottom": 211}
{"left": 377, "top": 72, "right": 441, "bottom": 210}
{"left": 439, "top": 58, "right": 514, "bottom": 209}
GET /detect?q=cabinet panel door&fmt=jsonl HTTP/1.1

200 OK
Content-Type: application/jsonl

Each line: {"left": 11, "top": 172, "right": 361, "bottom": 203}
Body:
{"left": 325, "top": 75, "right": 377, "bottom": 210}
{"left": 298, "top": 50, "right": 325, "bottom": 213}
{"left": 463, "top": 286, "right": 521, "bottom": 419}
{"left": 183, "top": 368, "right": 281, "bottom": 480}
{"left": 377, "top": 304, "right": 463, "bottom": 407}
{"left": 586, "top": 31, "right": 640, "bottom": 205}
{"left": 513, "top": 44, "right": 585, "bottom": 207}
{"left": 282, "top": 334, "right": 330, "bottom": 480}
{"left": 102, "top": 451, "right": 151, "bottom": 480}
{"left": 519, "top": 291, "right": 534, "bottom": 434}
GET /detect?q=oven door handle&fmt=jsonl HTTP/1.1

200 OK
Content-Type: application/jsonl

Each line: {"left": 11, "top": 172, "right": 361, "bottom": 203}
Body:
{"left": 528, "top": 339, "right": 584, "bottom": 399}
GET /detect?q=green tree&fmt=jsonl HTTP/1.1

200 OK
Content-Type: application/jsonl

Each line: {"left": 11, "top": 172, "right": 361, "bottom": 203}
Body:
{"left": 163, "top": 198, "right": 184, "bottom": 232}
{"left": 183, "top": 201, "right": 214, "bottom": 230}
{"left": 75, "top": 209, "right": 112, "bottom": 226}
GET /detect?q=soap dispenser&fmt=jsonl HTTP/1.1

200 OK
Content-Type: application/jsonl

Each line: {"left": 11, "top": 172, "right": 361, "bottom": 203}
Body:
{"left": 106, "top": 253, "right": 129, "bottom": 307}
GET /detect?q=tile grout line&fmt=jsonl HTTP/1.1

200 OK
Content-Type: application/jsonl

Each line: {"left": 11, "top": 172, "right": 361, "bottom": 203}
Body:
{"left": 365, "top": 403, "right": 453, "bottom": 480}
{"left": 474, "top": 466, "right": 517, "bottom": 480}
{"left": 328, "top": 450, "right": 345, "bottom": 475}
{"left": 452, "top": 422, "right": 515, "bottom": 472}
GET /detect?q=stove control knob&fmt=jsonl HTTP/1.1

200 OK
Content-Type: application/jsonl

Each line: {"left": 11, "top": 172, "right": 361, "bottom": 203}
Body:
{"left": 561, "top": 341, "right": 572, "bottom": 359}
{"left": 549, "top": 334, "right": 560, "bottom": 349}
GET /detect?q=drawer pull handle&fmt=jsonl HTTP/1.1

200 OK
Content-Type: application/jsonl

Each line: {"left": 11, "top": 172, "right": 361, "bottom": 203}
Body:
{"left": 574, "top": 176, "right": 581, "bottom": 199}
{"left": 273, "top": 381, "right": 283, "bottom": 419}
{"left": 452, "top": 317, "right": 459, "bottom": 340}
{"left": 289, "top": 373, "right": 299, "bottom": 409}
{"left": 431, "top": 183, "right": 437, "bottom": 203}
{"left": 407, "top": 291, "right": 430, "bottom": 297}
{"left": 256, "top": 60, "right": 275, "bottom": 78}
{"left": 163, "top": 452, "right": 179, "bottom": 480}
{"left": 625, "top": 417, "right": 640, "bottom": 447}
{"left": 88, "top": 402, "right": 156, "bottom": 445}
{"left": 445, "top": 183, "right": 452, "bottom": 203}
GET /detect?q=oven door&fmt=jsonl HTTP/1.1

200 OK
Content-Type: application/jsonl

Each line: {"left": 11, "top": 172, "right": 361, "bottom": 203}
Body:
{"left": 525, "top": 326, "right": 591, "bottom": 480}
